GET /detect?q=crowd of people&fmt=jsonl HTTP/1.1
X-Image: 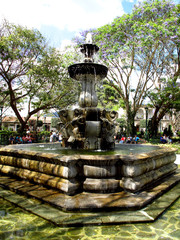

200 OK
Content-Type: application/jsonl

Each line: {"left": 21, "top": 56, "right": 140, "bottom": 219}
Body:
{"left": 49, "top": 130, "right": 62, "bottom": 143}
{"left": 8, "top": 129, "right": 174, "bottom": 145}
{"left": 160, "top": 135, "right": 172, "bottom": 144}
{"left": 9, "top": 134, "right": 34, "bottom": 144}
{"left": 117, "top": 135, "right": 140, "bottom": 144}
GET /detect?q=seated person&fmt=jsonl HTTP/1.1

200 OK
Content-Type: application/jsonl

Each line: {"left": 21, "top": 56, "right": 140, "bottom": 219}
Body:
{"left": 126, "top": 136, "right": 132, "bottom": 143}
{"left": 26, "top": 135, "right": 32, "bottom": 143}
{"left": 134, "top": 135, "right": 140, "bottom": 144}
{"left": 14, "top": 136, "right": 19, "bottom": 144}
{"left": 120, "top": 136, "right": 126, "bottom": 143}
{"left": 22, "top": 135, "right": 28, "bottom": 143}
{"left": 18, "top": 136, "right": 23, "bottom": 144}
{"left": 160, "top": 135, "right": 167, "bottom": 144}
{"left": 9, "top": 136, "right": 14, "bottom": 144}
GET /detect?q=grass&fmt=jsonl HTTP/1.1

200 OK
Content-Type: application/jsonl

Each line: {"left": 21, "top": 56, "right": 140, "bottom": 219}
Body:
{"left": 148, "top": 138, "right": 180, "bottom": 154}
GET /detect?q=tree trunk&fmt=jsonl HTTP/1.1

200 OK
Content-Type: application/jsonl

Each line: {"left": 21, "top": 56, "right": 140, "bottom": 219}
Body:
{"left": 126, "top": 109, "right": 136, "bottom": 136}
{"left": 149, "top": 116, "right": 159, "bottom": 137}
{"left": 17, "top": 121, "right": 28, "bottom": 134}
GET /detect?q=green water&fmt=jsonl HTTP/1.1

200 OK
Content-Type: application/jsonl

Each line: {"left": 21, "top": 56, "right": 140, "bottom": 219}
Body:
{"left": 8, "top": 143, "right": 160, "bottom": 156}
{"left": 0, "top": 197, "right": 179, "bottom": 240}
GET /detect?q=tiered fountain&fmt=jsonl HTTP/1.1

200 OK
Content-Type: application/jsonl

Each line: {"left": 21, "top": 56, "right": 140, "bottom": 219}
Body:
{"left": 0, "top": 34, "right": 179, "bottom": 223}
{"left": 59, "top": 33, "right": 117, "bottom": 150}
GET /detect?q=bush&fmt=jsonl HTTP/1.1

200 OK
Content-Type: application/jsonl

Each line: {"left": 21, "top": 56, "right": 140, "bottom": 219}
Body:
{"left": 37, "top": 131, "right": 50, "bottom": 142}
{"left": 0, "top": 130, "right": 18, "bottom": 145}
{"left": 171, "top": 136, "right": 180, "bottom": 143}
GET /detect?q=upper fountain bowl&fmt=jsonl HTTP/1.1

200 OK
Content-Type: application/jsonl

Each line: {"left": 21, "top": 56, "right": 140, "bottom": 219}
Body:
{"left": 68, "top": 41, "right": 108, "bottom": 81}
{"left": 68, "top": 62, "right": 108, "bottom": 81}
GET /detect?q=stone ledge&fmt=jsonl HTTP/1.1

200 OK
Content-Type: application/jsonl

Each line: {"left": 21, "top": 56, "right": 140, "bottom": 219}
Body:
{"left": 0, "top": 165, "right": 80, "bottom": 195}
{"left": 120, "top": 163, "right": 178, "bottom": 192}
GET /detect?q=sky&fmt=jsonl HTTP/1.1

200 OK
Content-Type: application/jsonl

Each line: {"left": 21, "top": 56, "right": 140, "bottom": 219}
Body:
{"left": 1, "top": 0, "right": 179, "bottom": 48}
{"left": 0, "top": 0, "right": 142, "bottom": 48}
{"left": 1, "top": 0, "right": 179, "bottom": 117}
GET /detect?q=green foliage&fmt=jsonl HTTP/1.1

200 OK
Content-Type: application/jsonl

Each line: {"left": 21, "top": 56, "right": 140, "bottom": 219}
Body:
{"left": 0, "top": 130, "right": 18, "bottom": 144}
{"left": 51, "top": 117, "right": 60, "bottom": 129}
{"left": 140, "top": 119, "right": 146, "bottom": 128}
{"left": 37, "top": 131, "right": 50, "bottom": 137}
{"left": 0, "top": 130, "right": 16, "bottom": 136}
{"left": 0, "top": 19, "right": 78, "bottom": 132}
{"left": 148, "top": 78, "right": 180, "bottom": 110}
{"left": 97, "top": 80, "right": 124, "bottom": 110}
{"left": 37, "top": 130, "right": 50, "bottom": 142}
{"left": 37, "top": 120, "right": 43, "bottom": 127}
{"left": 116, "top": 117, "right": 127, "bottom": 129}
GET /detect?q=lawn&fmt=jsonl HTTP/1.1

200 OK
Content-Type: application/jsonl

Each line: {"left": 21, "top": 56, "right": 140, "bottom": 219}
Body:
{"left": 148, "top": 138, "right": 180, "bottom": 154}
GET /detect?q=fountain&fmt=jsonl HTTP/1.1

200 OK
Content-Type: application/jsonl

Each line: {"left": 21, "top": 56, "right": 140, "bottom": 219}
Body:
{"left": 59, "top": 33, "right": 117, "bottom": 150}
{"left": 0, "top": 34, "right": 179, "bottom": 224}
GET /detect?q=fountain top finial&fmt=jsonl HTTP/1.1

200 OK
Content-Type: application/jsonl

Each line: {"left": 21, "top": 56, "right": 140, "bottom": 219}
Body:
{"left": 80, "top": 33, "right": 99, "bottom": 63}
{"left": 86, "top": 33, "right": 93, "bottom": 44}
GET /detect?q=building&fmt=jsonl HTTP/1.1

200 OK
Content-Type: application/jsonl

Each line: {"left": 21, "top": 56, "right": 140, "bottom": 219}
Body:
{"left": 135, "top": 107, "right": 173, "bottom": 133}
{"left": 118, "top": 106, "right": 175, "bottom": 134}
{"left": 2, "top": 116, "right": 52, "bottom": 132}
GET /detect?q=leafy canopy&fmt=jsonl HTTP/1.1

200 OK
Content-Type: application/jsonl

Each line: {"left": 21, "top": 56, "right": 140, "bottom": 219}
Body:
{"left": 0, "top": 20, "right": 78, "bottom": 132}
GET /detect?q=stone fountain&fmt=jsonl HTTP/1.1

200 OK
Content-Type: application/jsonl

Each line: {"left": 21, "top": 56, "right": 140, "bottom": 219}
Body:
{"left": 0, "top": 34, "right": 179, "bottom": 225}
{"left": 59, "top": 34, "right": 117, "bottom": 150}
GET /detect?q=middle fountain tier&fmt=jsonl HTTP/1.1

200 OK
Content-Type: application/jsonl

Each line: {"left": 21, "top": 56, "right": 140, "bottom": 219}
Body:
{"left": 60, "top": 37, "right": 117, "bottom": 150}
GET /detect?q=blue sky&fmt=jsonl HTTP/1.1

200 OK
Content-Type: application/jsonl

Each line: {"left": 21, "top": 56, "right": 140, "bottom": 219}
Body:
{"left": 0, "top": 0, "right": 179, "bottom": 48}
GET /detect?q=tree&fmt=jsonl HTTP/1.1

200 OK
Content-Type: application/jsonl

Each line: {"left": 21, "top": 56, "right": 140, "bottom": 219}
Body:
{"left": 76, "top": 0, "right": 179, "bottom": 135}
{"left": 138, "top": 1, "right": 180, "bottom": 136}
{"left": 148, "top": 78, "right": 180, "bottom": 136}
{"left": 0, "top": 20, "right": 78, "bottom": 132}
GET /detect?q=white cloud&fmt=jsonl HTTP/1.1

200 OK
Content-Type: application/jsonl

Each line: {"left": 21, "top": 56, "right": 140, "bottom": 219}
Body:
{"left": 0, "top": 0, "right": 124, "bottom": 32}
{"left": 59, "top": 39, "right": 73, "bottom": 50}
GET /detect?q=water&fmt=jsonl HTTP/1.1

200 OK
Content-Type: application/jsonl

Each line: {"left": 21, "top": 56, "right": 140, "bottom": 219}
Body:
{"left": 0, "top": 197, "right": 179, "bottom": 240}
{"left": 8, "top": 143, "right": 160, "bottom": 156}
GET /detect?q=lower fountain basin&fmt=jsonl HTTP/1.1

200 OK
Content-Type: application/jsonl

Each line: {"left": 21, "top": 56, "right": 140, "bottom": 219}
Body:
{"left": 0, "top": 143, "right": 177, "bottom": 195}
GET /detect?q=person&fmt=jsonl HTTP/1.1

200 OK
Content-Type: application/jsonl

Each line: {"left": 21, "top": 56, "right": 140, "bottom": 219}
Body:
{"left": 9, "top": 136, "right": 14, "bottom": 144}
{"left": 14, "top": 136, "right": 19, "bottom": 144}
{"left": 120, "top": 135, "right": 126, "bottom": 143}
{"left": 50, "top": 131, "right": 53, "bottom": 142}
{"left": 22, "top": 135, "right": 28, "bottom": 143}
{"left": 160, "top": 135, "right": 167, "bottom": 144}
{"left": 18, "top": 136, "right": 23, "bottom": 144}
{"left": 134, "top": 135, "right": 140, "bottom": 144}
{"left": 26, "top": 128, "right": 30, "bottom": 134}
{"left": 164, "top": 135, "right": 172, "bottom": 144}
{"left": 26, "top": 135, "right": 32, "bottom": 143}
{"left": 126, "top": 136, "right": 132, "bottom": 144}
{"left": 59, "top": 133, "right": 62, "bottom": 143}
